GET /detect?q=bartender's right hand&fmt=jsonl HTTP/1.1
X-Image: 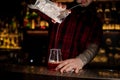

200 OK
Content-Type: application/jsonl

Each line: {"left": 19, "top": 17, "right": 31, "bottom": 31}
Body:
{"left": 51, "top": 2, "right": 71, "bottom": 23}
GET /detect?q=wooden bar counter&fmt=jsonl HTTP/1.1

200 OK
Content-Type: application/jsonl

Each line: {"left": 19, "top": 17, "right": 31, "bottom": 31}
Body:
{"left": 0, "top": 62, "right": 120, "bottom": 80}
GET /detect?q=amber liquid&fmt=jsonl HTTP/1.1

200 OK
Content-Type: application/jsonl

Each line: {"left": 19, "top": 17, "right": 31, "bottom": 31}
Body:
{"left": 48, "top": 62, "right": 60, "bottom": 70}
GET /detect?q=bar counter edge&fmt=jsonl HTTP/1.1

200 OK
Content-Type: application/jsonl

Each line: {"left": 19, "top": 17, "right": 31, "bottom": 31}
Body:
{"left": 0, "top": 62, "right": 120, "bottom": 80}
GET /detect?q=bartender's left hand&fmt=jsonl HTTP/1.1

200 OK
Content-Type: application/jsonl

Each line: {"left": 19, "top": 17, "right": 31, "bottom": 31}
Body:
{"left": 55, "top": 58, "right": 84, "bottom": 73}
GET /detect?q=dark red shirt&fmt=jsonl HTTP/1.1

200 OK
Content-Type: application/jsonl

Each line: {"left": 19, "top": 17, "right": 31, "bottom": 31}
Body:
{"left": 36, "top": 3, "right": 103, "bottom": 60}
{"left": 48, "top": 4, "right": 103, "bottom": 60}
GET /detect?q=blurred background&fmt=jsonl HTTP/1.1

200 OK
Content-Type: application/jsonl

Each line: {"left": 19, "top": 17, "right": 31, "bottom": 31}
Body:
{"left": 0, "top": 0, "right": 120, "bottom": 70}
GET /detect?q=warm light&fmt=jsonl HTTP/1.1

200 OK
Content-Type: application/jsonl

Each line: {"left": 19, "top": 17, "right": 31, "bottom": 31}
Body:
{"left": 31, "top": 19, "right": 35, "bottom": 29}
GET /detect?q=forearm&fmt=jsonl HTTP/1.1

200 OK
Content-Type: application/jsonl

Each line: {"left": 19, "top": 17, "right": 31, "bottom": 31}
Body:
{"left": 76, "top": 43, "right": 99, "bottom": 66}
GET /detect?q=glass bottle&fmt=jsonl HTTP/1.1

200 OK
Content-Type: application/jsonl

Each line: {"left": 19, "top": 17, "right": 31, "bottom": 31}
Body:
{"left": 104, "top": 3, "right": 111, "bottom": 24}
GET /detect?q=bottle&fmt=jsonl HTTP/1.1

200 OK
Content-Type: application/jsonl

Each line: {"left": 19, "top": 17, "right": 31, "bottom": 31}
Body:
{"left": 35, "top": 16, "right": 41, "bottom": 29}
{"left": 104, "top": 3, "right": 111, "bottom": 24}
{"left": 96, "top": 3, "right": 104, "bottom": 23}
{"left": 111, "top": 3, "right": 118, "bottom": 24}
{"left": 30, "top": 11, "right": 38, "bottom": 29}
{"left": 23, "top": 7, "right": 31, "bottom": 29}
{"left": 117, "top": 7, "right": 120, "bottom": 24}
{"left": 40, "top": 20, "right": 49, "bottom": 30}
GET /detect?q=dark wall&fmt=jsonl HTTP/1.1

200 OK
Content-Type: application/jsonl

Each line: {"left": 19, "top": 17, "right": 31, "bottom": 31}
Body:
{"left": 0, "top": 0, "right": 22, "bottom": 18}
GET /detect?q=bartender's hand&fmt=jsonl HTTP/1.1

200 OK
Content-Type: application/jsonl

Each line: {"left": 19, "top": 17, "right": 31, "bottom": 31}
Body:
{"left": 55, "top": 58, "right": 84, "bottom": 73}
{"left": 51, "top": 2, "right": 71, "bottom": 23}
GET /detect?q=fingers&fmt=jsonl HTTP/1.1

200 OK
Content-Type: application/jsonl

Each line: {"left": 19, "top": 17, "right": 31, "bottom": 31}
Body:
{"left": 51, "top": 19, "right": 57, "bottom": 23}
{"left": 55, "top": 58, "right": 84, "bottom": 73}
{"left": 55, "top": 60, "right": 73, "bottom": 73}
{"left": 74, "top": 67, "right": 81, "bottom": 73}
{"left": 55, "top": 60, "right": 68, "bottom": 70}
{"left": 56, "top": 2, "right": 67, "bottom": 9}
{"left": 59, "top": 63, "right": 73, "bottom": 73}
